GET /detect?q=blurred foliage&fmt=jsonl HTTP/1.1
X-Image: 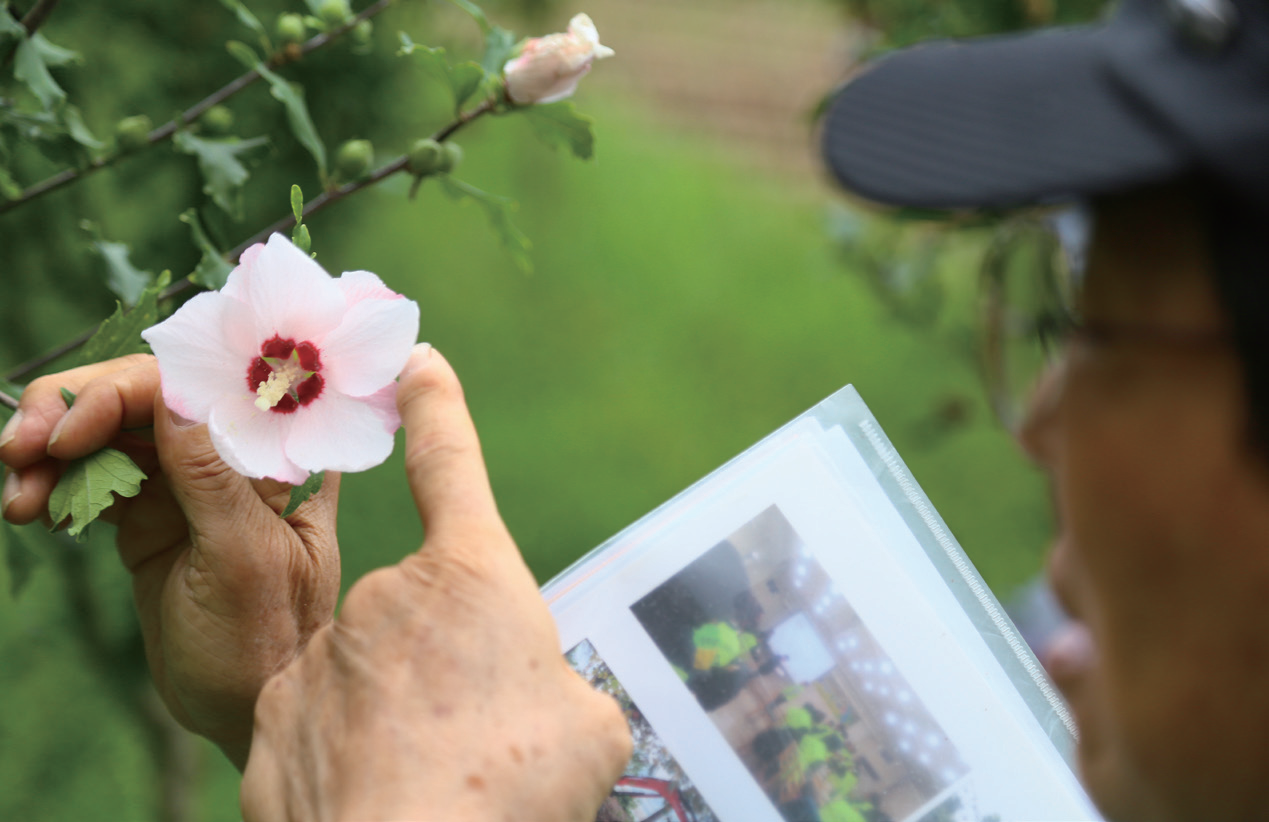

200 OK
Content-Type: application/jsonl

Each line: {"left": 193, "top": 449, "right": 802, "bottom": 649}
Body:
{"left": 823, "top": 0, "right": 1109, "bottom": 50}
{"left": 0, "top": 0, "right": 1079, "bottom": 820}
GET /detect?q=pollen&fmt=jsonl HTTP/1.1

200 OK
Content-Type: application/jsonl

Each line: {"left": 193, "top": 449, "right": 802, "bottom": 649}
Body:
{"left": 247, "top": 335, "right": 325, "bottom": 414}
{"left": 254, "top": 370, "right": 296, "bottom": 411}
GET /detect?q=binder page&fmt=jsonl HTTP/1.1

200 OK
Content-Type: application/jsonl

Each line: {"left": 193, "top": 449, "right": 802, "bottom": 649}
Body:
{"left": 544, "top": 385, "right": 1100, "bottom": 822}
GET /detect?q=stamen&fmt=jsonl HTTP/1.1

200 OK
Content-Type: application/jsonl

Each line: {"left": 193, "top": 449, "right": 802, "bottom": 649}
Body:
{"left": 255, "top": 370, "right": 295, "bottom": 411}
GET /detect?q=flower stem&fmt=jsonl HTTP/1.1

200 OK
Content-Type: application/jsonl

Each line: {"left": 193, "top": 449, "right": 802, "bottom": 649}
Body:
{"left": 0, "top": 0, "right": 396, "bottom": 217}
{"left": 0, "top": 387, "right": 17, "bottom": 410}
{"left": 2, "top": 0, "right": 63, "bottom": 66}
{"left": 3, "top": 97, "right": 499, "bottom": 385}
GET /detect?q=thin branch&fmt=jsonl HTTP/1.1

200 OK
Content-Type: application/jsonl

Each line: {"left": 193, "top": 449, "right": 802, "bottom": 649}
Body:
{"left": 0, "top": 387, "right": 17, "bottom": 410}
{"left": 0, "top": 0, "right": 395, "bottom": 216}
{"left": 5, "top": 97, "right": 499, "bottom": 384}
{"left": 2, "top": 0, "right": 63, "bottom": 66}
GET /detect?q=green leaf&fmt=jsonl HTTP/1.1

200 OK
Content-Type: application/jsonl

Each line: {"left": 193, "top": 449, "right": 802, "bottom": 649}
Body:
{"left": 280, "top": 471, "right": 323, "bottom": 518}
{"left": 437, "top": 175, "right": 532, "bottom": 273}
{"left": 179, "top": 209, "right": 234, "bottom": 290}
{"left": 480, "top": 26, "right": 516, "bottom": 77}
{"left": 173, "top": 132, "right": 270, "bottom": 219}
{"left": 518, "top": 101, "right": 595, "bottom": 161}
{"left": 228, "top": 41, "right": 327, "bottom": 179}
{"left": 13, "top": 36, "right": 65, "bottom": 110}
{"left": 0, "top": 165, "right": 20, "bottom": 200}
{"left": 291, "top": 183, "right": 304, "bottom": 223}
{"left": 217, "top": 0, "right": 270, "bottom": 51}
{"left": 451, "top": 61, "right": 487, "bottom": 113}
{"left": 2, "top": 521, "right": 41, "bottom": 598}
{"left": 83, "top": 223, "right": 154, "bottom": 307}
{"left": 79, "top": 270, "right": 170, "bottom": 365}
{"left": 47, "top": 448, "right": 147, "bottom": 540}
{"left": 59, "top": 387, "right": 76, "bottom": 408}
{"left": 292, "top": 222, "right": 311, "bottom": 254}
{"left": 61, "top": 105, "right": 104, "bottom": 152}
{"left": 0, "top": 5, "right": 25, "bottom": 42}
{"left": 444, "top": 0, "right": 492, "bottom": 34}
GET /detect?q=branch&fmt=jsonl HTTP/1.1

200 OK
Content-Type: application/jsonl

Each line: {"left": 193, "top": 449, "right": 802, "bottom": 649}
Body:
{"left": 0, "top": 387, "right": 17, "bottom": 410}
{"left": 2, "top": 0, "right": 62, "bottom": 66}
{"left": 4, "top": 97, "right": 498, "bottom": 383}
{"left": 0, "top": 0, "right": 396, "bottom": 217}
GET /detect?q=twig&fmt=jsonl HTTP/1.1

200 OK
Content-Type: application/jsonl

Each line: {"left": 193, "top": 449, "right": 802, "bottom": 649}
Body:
{"left": 5, "top": 97, "right": 499, "bottom": 383}
{"left": 0, "top": 0, "right": 395, "bottom": 216}
{"left": 0, "top": 387, "right": 18, "bottom": 410}
{"left": 2, "top": 0, "right": 62, "bottom": 66}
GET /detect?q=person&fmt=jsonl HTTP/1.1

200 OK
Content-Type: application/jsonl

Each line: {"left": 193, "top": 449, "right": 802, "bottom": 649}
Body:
{"left": 0, "top": 346, "right": 632, "bottom": 820}
{"left": 6, "top": 1, "right": 1269, "bottom": 820}
{"left": 818, "top": 0, "right": 1269, "bottom": 820}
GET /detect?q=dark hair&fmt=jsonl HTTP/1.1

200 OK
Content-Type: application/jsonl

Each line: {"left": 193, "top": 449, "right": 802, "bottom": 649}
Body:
{"left": 1200, "top": 183, "right": 1269, "bottom": 455}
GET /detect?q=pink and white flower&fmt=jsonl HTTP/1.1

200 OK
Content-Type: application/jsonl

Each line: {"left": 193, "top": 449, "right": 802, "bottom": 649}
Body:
{"left": 141, "top": 234, "right": 419, "bottom": 485}
{"left": 503, "top": 13, "right": 614, "bottom": 105}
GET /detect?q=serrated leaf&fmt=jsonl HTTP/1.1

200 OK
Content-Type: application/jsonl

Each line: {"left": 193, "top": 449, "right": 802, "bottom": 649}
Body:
{"left": 79, "top": 270, "right": 170, "bottom": 365}
{"left": 480, "top": 26, "right": 516, "bottom": 76}
{"left": 280, "top": 471, "right": 323, "bottom": 518}
{"left": 445, "top": 0, "right": 492, "bottom": 34}
{"left": 61, "top": 105, "right": 104, "bottom": 152}
{"left": 83, "top": 224, "right": 153, "bottom": 307}
{"left": 179, "top": 209, "right": 234, "bottom": 290}
{"left": 451, "top": 61, "right": 487, "bottom": 113}
{"left": 290, "top": 183, "right": 304, "bottom": 223}
{"left": 518, "top": 101, "right": 595, "bottom": 161}
{"left": 48, "top": 448, "right": 147, "bottom": 540}
{"left": 228, "top": 41, "right": 327, "bottom": 179}
{"left": 437, "top": 175, "right": 532, "bottom": 273}
{"left": 217, "top": 0, "right": 270, "bottom": 51}
{"left": 2, "top": 521, "right": 41, "bottom": 598}
{"left": 173, "top": 132, "right": 270, "bottom": 220}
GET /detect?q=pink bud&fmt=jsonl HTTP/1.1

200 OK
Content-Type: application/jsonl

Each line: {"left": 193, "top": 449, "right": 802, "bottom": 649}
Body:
{"left": 503, "top": 14, "right": 614, "bottom": 105}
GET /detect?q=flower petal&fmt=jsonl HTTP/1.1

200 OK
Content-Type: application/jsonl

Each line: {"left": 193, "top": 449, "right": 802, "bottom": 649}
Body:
{"left": 209, "top": 395, "right": 308, "bottom": 485}
{"left": 361, "top": 383, "right": 401, "bottom": 433}
{"left": 222, "top": 234, "right": 347, "bottom": 345}
{"left": 319, "top": 297, "right": 419, "bottom": 397}
{"left": 284, "top": 392, "right": 396, "bottom": 474}
{"left": 141, "top": 291, "right": 257, "bottom": 422}
{"left": 336, "top": 269, "right": 405, "bottom": 307}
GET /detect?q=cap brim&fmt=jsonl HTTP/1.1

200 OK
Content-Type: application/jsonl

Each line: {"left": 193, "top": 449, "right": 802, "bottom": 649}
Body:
{"left": 821, "top": 23, "right": 1189, "bottom": 211}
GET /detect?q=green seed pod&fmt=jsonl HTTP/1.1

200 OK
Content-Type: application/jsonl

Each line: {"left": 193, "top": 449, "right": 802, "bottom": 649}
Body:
{"left": 318, "top": 0, "right": 350, "bottom": 28}
{"left": 200, "top": 105, "right": 235, "bottom": 136}
{"left": 406, "top": 138, "right": 444, "bottom": 176}
{"left": 114, "top": 115, "right": 153, "bottom": 152}
{"left": 438, "top": 142, "right": 463, "bottom": 174}
{"left": 334, "top": 139, "right": 374, "bottom": 181}
{"left": 276, "top": 13, "right": 307, "bottom": 45}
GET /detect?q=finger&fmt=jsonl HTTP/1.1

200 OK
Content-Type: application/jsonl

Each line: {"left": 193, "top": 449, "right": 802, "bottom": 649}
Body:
{"left": 47, "top": 358, "right": 162, "bottom": 461}
{"left": 1, "top": 458, "right": 62, "bottom": 526}
{"left": 0, "top": 354, "right": 156, "bottom": 470}
{"left": 396, "top": 345, "right": 504, "bottom": 541}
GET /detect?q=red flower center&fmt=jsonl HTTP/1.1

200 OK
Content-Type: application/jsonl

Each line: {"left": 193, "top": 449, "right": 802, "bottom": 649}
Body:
{"left": 246, "top": 335, "right": 324, "bottom": 414}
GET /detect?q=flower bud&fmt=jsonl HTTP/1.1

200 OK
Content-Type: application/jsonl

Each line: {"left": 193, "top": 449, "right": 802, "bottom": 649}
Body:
{"left": 438, "top": 142, "right": 463, "bottom": 174}
{"left": 319, "top": 0, "right": 351, "bottom": 28}
{"left": 406, "top": 138, "right": 444, "bottom": 176}
{"left": 276, "top": 13, "right": 307, "bottom": 45}
{"left": 114, "top": 115, "right": 153, "bottom": 152}
{"left": 200, "top": 105, "right": 235, "bottom": 136}
{"left": 334, "top": 139, "right": 374, "bottom": 181}
{"left": 503, "top": 13, "right": 614, "bottom": 105}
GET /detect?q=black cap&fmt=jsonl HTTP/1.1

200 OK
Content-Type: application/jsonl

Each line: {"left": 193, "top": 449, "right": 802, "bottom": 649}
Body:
{"left": 821, "top": 0, "right": 1269, "bottom": 211}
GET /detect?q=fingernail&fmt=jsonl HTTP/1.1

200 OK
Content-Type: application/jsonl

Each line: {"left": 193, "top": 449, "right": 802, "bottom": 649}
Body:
{"left": 399, "top": 343, "right": 434, "bottom": 379}
{"left": 171, "top": 409, "right": 198, "bottom": 428}
{"left": 0, "top": 410, "right": 22, "bottom": 449}
{"left": 1, "top": 470, "right": 21, "bottom": 517}
{"left": 47, "top": 410, "right": 72, "bottom": 449}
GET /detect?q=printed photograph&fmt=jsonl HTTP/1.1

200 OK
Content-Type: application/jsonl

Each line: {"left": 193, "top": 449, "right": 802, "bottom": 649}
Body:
{"left": 566, "top": 640, "right": 721, "bottom": 822}
{"left": 631, "top": 506, "right": 970, "bottom": 822}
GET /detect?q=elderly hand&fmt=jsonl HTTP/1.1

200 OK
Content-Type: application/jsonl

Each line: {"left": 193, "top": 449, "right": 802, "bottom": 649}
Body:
{"left": 0, "top": 354, "right": 341, "bottom": 768}
{"left": 239, "top": 345, "right": 632, "bottom": 822}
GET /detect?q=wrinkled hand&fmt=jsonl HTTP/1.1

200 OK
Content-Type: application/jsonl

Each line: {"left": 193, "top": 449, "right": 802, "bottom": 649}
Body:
{"left": 240, "top": 345, "right": 632, "bottom": 822}
{"left": 0, "top": 354, "right": 341, "bottom": 768}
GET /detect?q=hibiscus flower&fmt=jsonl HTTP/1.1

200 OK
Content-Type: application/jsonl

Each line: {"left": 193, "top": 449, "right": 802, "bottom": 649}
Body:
{"left": 142, "top": 234, "right": 419, "bottom": 484}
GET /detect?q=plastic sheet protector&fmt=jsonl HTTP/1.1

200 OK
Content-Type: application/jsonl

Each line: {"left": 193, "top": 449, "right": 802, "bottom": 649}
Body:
{"left": 543, "top": 385, "right": 1100, "bottom": 822}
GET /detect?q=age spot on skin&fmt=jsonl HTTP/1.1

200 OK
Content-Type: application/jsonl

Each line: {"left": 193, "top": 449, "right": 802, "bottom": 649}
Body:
{"left": 434, "top": 705, "right": 453, "bottom": 718}
{"left": 509, "top": 745, "right": 524, "bottom": 763}
{"left": 466, "top": 774, "right": 486, "bottom": 791}
{"left": 529, "top": 658, "right": 540, "bottom": 671}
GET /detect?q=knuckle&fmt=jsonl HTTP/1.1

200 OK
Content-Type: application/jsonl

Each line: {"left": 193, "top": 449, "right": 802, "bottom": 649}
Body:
{"left": 340, "top": 566, "right": 408, "bottom": 621}
{"left": 397, "top": 355, "right": 465, "bottom": 408}
{"left": 403, "top": 428, "right": 473, "bottom": 474}
{"left": 400, "top": 541, "right": 497, "bottom": 600}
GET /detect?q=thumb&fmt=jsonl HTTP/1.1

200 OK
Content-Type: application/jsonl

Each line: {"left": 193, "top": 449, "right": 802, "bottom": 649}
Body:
{"left": 152, "top": 393, "right": 265, "bottom": 537}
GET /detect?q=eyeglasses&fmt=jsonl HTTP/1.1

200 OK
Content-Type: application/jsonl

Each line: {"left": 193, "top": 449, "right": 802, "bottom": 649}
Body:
{"left": 979, "top": 205, "right": 1231, "bottom": 432}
